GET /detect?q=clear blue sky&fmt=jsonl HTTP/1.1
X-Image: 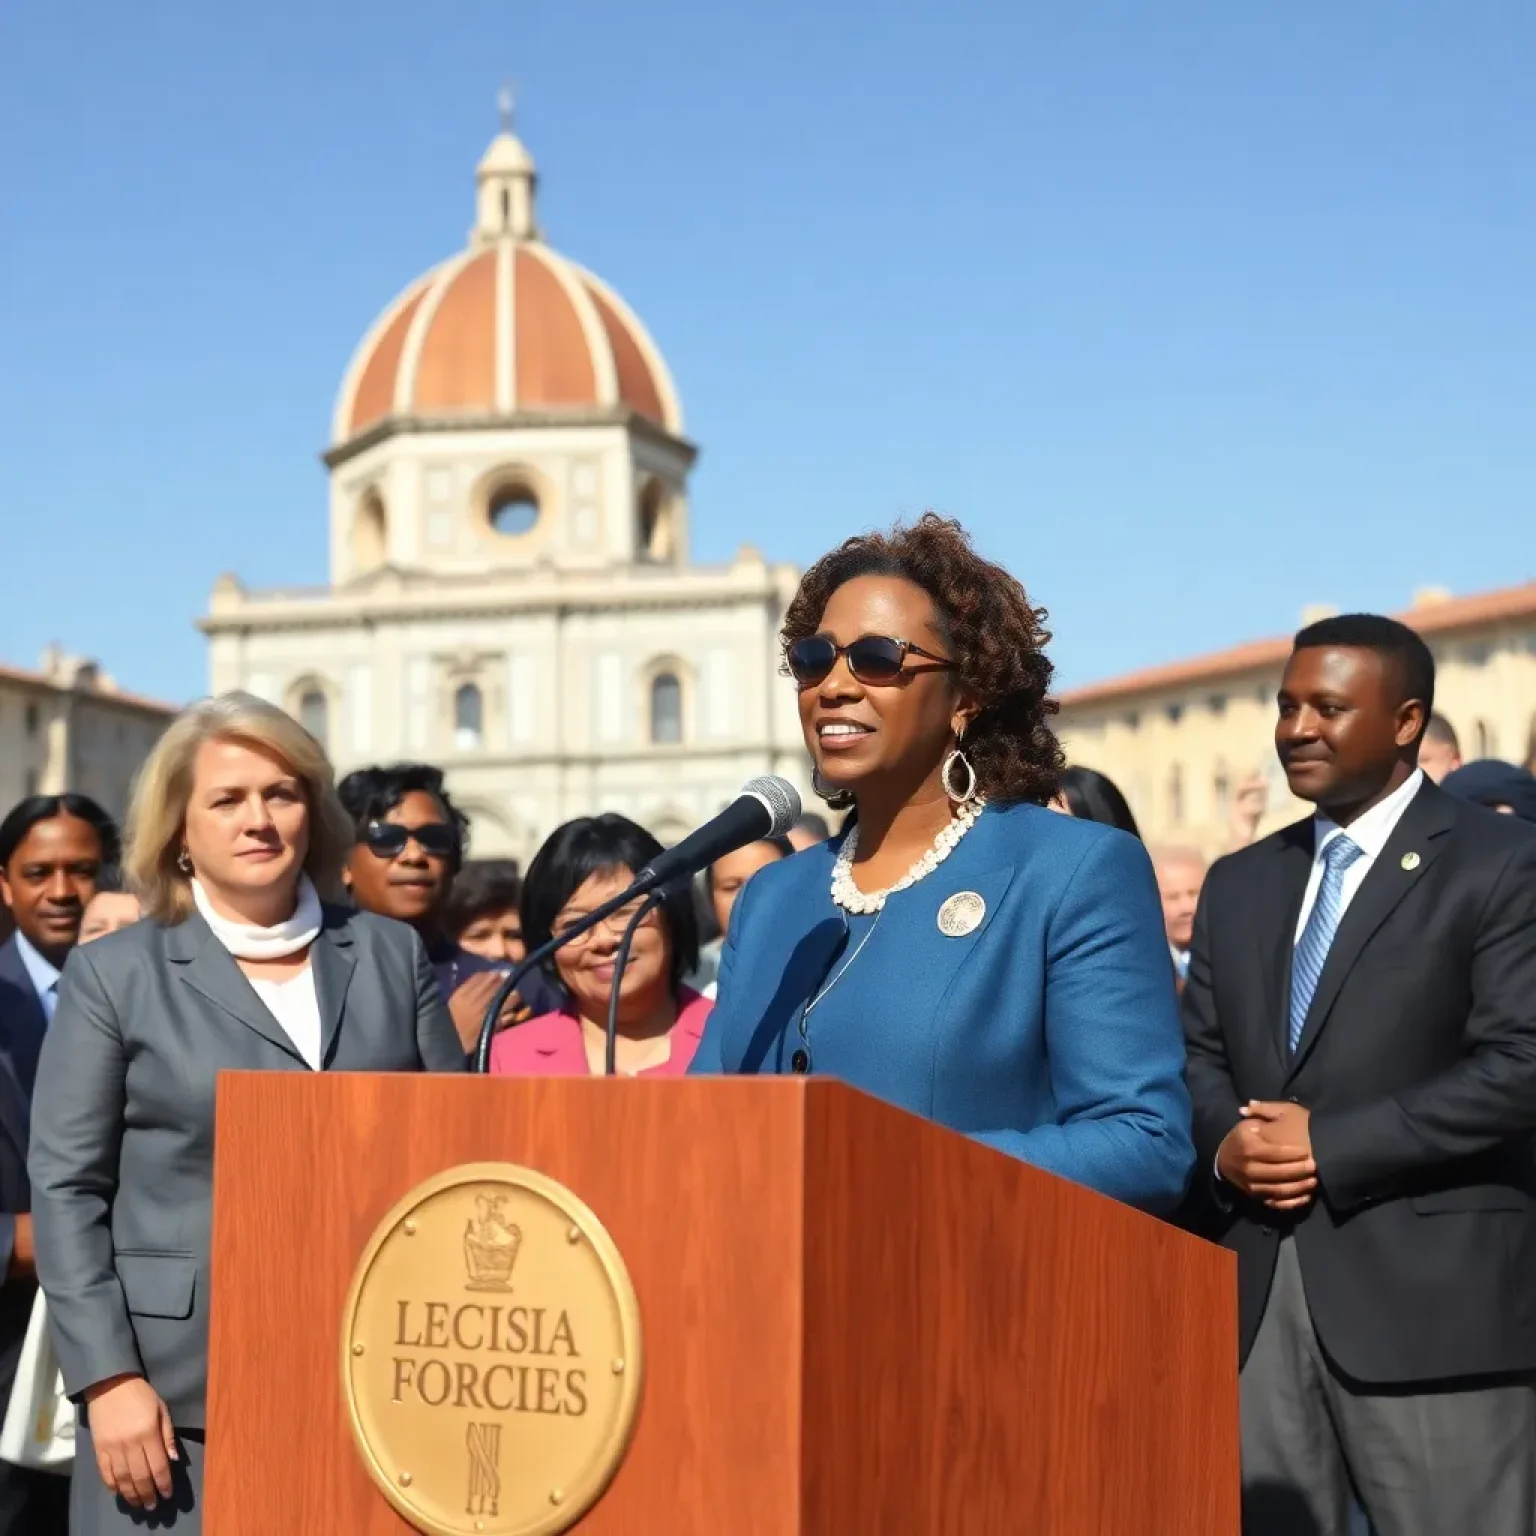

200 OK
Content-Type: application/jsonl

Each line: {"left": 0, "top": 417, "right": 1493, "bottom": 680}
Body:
{"left": 2, "top": 2, "right": 1531, "bottom": 706}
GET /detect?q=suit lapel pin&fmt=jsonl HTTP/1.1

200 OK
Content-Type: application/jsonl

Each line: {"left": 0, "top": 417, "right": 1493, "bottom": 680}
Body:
{"left": 937, "top": 891, "right": 985, "bottom": 937}
{"left": 1400, "top": 851, "right": 1421, "bottom": 871}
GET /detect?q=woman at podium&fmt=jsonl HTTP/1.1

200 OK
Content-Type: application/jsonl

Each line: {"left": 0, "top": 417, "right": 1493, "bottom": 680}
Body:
{"left": 690, "top": 516, "right": 1195, "bottom": 1214}
{"left": 27, "top": 694, "right": 466, "bottom": 1532}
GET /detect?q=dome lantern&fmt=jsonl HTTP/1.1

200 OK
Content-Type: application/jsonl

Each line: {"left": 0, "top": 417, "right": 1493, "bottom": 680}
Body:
{"left": 473, "top": 87, "right": 539, "bottom": 245}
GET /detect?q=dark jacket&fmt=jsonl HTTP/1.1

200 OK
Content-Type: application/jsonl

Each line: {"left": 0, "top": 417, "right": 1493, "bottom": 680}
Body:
{"left": 1182, "top": 780, "right": 1536, "bottom": 1383}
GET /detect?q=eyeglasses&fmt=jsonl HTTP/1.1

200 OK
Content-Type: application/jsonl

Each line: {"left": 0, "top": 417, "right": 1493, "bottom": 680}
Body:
{"left": 361, "top": 821, "right": 460, "bottom": 860}
{"left": 551, "top": 898, "right": 661, "bottom": 947}
{"left": 787, "top": 633, "right": 955, "bottom": 688}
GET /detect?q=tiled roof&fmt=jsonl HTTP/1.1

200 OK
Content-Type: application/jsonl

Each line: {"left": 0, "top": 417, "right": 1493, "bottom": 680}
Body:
{"left": 1058, "top": 579, "right": 1536, "bottom": 709}
{"left": 0, "top": 662, "right": 177, "bottom": 718}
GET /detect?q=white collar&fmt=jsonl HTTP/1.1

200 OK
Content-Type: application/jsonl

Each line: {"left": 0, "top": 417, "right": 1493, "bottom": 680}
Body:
{"left": 1313, "top": 768, "right": 1424, "bottom": 862}
{"left": 12, "top": 932, "right": 61, "bottom": 999}
{"left": 192, "top": 876, "right": 323, "bottom": 960}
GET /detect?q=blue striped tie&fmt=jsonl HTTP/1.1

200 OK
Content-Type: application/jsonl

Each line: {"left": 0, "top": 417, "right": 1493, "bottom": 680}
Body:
{"left": 1288, "top": 834, "right": 1364, "bottom": 1054}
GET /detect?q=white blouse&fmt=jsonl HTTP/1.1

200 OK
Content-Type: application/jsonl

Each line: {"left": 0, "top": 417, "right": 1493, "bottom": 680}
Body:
{"left": 247, "top": 968, "right": 323, "bottom": 1071}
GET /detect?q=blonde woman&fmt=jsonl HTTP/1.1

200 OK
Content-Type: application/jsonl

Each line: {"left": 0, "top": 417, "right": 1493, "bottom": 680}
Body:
{"left": 27, "top": 694, "right": 464, "bottom": 1532}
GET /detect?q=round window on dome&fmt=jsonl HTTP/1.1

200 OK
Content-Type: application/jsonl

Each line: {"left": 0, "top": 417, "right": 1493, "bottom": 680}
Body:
{"left": 488, "top": 484, "right": 540, "bottom": 538}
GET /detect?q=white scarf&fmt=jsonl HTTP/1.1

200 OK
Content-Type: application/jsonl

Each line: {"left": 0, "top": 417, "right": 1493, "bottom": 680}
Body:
{"left": 192, "top": 875, "right": 323, "bottom": 960}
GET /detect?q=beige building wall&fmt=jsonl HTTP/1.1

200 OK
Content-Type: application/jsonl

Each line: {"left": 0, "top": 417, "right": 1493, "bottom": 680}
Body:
{"left": 204, "top": 550, "right": 811, "bottom": 865}
{"left": 1055, "top": 585, "right": 1536, "bottom": 857}
{"left": 0, "top": 649, "right": 175, "bottom": 824}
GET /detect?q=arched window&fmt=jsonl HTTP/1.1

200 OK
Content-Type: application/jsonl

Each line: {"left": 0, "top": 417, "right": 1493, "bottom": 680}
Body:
{"left": 1474, "top": 719, "right": 1497, "bottom": 758}
{"left": 650, "top": 673, "right": 682, "bottom": 745}
{"left": 352, "top": 492, "right": 386, "bottom": 573}
{"left": 1213, "top": 763, "right": 1231, "bottom": 820}
{"left": 454, "top": 684, "right": 484, "bottom": 751}
{"left": 298, "top": 689, "right": 328, "bottom": 746}
{"left": 637, "top": 479, "right": 673, "bottom": 561}
{"left": 1168, "top": 764, "right": 1185, "bottom": 825}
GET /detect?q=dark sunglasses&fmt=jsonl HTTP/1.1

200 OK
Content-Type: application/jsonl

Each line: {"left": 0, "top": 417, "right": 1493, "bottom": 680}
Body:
{"left": 787, "top": 633, "right": 955, "bottom": 688}
{"left": 362, "top": 820, "right": 460, "bottom": 860}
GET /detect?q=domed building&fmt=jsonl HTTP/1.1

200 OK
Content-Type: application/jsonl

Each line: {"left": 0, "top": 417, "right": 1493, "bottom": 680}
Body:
{"left": 202, "top": 114, "right": 808, "bottom": 859}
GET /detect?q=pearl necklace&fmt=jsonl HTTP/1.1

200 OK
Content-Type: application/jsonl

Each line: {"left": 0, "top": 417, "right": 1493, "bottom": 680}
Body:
{"left": 830, "top": 798, "right": 987, "bottom": 914}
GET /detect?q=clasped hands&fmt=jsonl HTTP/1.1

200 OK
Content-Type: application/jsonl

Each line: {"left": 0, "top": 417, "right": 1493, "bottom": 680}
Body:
{"left": 1216, "top": 1100, "right": 1318, "bottom": 1211}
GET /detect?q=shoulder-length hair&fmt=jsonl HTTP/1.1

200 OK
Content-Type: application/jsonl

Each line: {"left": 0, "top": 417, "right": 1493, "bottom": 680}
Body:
{"left": 521, "top": 814, "right": 700, "bottom": 997}
{"left": 124, "top": 692, "right": 355, "bottom": 924}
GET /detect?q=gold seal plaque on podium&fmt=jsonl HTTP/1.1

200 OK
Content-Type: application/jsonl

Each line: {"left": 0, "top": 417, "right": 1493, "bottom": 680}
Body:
{"left": 340, "top": 1162, "right": 643, "bottom": 1536}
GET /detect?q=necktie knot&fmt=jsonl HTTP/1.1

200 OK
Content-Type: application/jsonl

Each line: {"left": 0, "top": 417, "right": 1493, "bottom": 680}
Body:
{"left": 1321, "top": 834, "right": 1363, "bottom": 875}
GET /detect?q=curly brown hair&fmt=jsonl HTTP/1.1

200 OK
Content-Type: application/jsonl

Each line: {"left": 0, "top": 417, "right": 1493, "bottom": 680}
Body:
{"left": 782, "top": 514, "right": 1064, "bottom": 805}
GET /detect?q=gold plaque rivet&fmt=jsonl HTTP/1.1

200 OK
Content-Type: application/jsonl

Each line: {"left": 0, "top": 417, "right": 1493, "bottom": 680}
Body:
{"left": 403, "top": 1220, "right": 417, "bottom": 1236}
{"left": 567, "top": 1225, "right": 581, "bottom": 1243}
{"left": 399, "top": 1471, "right": 412, "bottom": 1487}
{"left": 612, "top": 1358, "right": 625, "bottom": 1374}
{"left": 351, "top": 1343, "right": 364, "bottom": 1356}
{"left": 550, "top": 1488, "right": 565, "bottom": 1505}
{"left": 1401, "top": 851, "right": 1421, "bottom": 871}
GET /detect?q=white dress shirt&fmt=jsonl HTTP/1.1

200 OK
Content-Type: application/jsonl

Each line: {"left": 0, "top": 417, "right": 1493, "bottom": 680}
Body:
{"left": 247, "top": 968, "right": 323, "bottom": 1071}
{"left": 1293, "top": 769, "right": 1425, "bottom": 942}
{"left": 13, "top": 932, "right": 61, "bottom": 1023}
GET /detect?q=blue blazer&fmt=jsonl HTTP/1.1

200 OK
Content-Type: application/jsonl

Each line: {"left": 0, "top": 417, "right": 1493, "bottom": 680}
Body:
{"left": 690, "top": 803, "right": 1196, "bottom": 1214}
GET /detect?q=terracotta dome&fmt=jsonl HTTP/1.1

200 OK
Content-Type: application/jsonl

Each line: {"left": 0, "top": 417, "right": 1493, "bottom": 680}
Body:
{"left": 332, "top": 123, "right": 682, "bottom": 447}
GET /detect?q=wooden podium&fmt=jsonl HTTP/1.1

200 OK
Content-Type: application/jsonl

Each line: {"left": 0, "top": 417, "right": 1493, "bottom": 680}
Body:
{"left": 203, "top": 1074, "right": 1238, "bottom": 1533}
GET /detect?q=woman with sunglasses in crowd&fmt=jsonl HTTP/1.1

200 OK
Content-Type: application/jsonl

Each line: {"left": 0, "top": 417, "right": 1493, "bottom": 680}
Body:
{"left": 689, "top": 515, "right": 1194, "bottom": 1213}
{"left": 489, "top": 814, "right": 709, "bottom": 1077}
{"left": 338, "top": 765, "right": 561, "bottom": 1051}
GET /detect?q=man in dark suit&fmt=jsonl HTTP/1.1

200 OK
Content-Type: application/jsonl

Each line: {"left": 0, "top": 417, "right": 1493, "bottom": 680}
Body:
{"left": 0, "top": 793, "right": 117, "bottom": 1535}
{"left": 1183, "top": 613, "right": 1536, "bottom": 1535}
{"left": 0, "top": 794, "right": 119, "bottom": 1097}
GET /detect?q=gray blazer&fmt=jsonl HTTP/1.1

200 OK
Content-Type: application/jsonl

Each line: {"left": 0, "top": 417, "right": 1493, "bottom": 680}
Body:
{"left": 27, "top": 905, "right": 465, "bottom": 1428}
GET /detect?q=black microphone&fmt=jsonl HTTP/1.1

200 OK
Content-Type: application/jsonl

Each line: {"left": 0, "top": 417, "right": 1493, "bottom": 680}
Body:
{"left": 470, "top": 776, "right": 801, "bottom": 1072}
{"left": 629, "top": 776, "right": 801, "bottom": 894}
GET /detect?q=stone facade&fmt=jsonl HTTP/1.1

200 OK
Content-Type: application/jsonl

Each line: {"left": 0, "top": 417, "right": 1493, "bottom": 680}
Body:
{"left": 200, "top": 119, "right": 810, "bottom": 862}
{"left": 0, "top": 648, "right": 173, "bottom": 824}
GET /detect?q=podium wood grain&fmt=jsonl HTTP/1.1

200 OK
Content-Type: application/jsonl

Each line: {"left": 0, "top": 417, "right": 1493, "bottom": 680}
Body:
{"left": 204, "top": 1075, "right": 1238, "bottom": 1533}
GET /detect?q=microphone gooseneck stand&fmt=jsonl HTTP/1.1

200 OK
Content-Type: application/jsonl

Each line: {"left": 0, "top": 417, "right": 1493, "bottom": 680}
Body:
{"left": 471, "top": 879, "right": 663, "bottom": 1073}
{"left": 470, "top": 874, "right": 685, "bottom": 1074}
{"left": 472, "top": 778, "right": 797, "bottom": 1069}
{"left": 603, "top": 891, "right": 666, "bottom": 1077}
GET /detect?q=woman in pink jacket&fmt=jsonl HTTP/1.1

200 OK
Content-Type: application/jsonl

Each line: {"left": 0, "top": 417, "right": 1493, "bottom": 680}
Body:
{"left": 489, "top": 814, "right": 709, "bottom": 1078}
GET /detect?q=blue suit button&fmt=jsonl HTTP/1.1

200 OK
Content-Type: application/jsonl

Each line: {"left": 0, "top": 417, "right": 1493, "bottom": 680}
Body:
{"left": 790, "top": 1049, "right": 810, "bottom": 1074}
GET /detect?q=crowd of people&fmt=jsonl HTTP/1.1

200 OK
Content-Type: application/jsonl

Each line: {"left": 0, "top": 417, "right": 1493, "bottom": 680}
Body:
{"left": 0, "top": 512, "right": 1533, "bottom": 1534}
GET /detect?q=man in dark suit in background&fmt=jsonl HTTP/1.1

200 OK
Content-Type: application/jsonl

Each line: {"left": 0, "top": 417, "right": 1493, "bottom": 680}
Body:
{"left": 0, "top": 793, "right": 116, "bottom": 1535}
{"left": 0, "top": 795, "right": 118, "bottom": 1096}
{"left": 1183, "top": 614, "right": 1536, "bottom": 1535}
